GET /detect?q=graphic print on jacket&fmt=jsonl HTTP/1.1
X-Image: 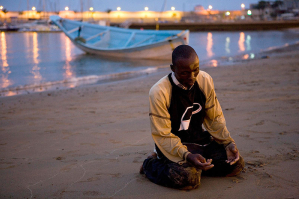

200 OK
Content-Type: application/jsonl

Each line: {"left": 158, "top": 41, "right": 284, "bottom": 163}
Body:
{"left": 167, "top": 73, "right": 206, "bottom": 143}
{"left": 179, "top": 103, "right": 202, "bottom": 131}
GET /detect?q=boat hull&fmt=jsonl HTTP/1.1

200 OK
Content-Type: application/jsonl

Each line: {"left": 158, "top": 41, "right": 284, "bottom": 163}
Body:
{"left": 71, "top": 34, "right": 188, "bottom": 60}
{"left": 50, "top": 15, "right": 189, "bottom": 60}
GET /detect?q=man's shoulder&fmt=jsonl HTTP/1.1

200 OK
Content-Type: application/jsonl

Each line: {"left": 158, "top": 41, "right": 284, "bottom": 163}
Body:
{"left": 196, "top": 70, "right": 214, "bottom": 96}
{"left": 198, "top": 70, "right": 213, "bottom": 81}
{"left": 149, "top": 74, "right": 172, "bottom": 97}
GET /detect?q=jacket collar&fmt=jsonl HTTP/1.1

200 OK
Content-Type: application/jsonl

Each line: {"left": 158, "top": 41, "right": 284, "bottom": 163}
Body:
{"left": 171, "top": 72, "right": 194, "bottom": 90}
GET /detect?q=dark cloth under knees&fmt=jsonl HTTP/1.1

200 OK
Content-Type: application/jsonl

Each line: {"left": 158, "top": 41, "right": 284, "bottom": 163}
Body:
{"left": 142, "top": 156, "right": 202, "bottom": 189}
{"left": 142, "top": 141, "right": 244, "bottom": 189}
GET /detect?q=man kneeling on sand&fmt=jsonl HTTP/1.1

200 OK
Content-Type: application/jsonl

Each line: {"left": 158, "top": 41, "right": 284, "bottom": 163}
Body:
{"left": 140, "top": 45, "right": 244, "bottom": 190}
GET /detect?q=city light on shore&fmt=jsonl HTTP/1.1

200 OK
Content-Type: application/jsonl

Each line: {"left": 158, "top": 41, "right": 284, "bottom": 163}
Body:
{"left": 208, "top": 5, "right": 213, "bottom": 10}
{"left": 0, "top": 6, "right": 3, "bottom": 10}
{"left": 241, "top": 3, "right": 245, "bottom": 9}
{"left": 117, "top": 7, "right": 121, "bottom": 11}
{"left": 171, "top": 7, "right": 175, "bottom": 11}
{"left": 144, "top": 7, "right": 148, "bottom": 11}
{"left": 32, "top": 7, "right": 36, "bottom": 11}
{"left": 225, "top": 11, "right": 231, "bottom": 16}
{"left": 89, "top": 7, "right": 93, "bottom": 11}
{"left": 65, "top": 7, "right": 69, "bottom": 11}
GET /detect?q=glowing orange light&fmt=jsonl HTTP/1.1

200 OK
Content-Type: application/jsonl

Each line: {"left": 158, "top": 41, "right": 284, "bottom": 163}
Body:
{"left": 63, "top": 35, "right": 74, "bottom": 87}
{"left": 0, "top": 32, "right": 12, "bottom": 89}
{"left": 238, "top": 32, "right": 245, "bottom": 52}
{"left": 210, "top": 60, "right": 218, "bottom": 67}
{"left": 31, "top": 32, "right": 42, "bottom": 81}
{"left": 206, "top": 32, "right": 214, "bottom": 57}
{"left": 243, "top": 54, "right": 249, "bottom": 59}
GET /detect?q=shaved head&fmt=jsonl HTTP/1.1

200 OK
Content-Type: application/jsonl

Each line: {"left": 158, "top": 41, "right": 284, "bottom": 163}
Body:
{"left": 172, "top": 45, "right": 198, "bottom": 66}
{"left": 170, "top": 45, "right": 200, "bottom": 89}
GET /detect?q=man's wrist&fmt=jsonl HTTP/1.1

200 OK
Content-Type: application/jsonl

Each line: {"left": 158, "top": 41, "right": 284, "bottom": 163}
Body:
{"left": 183, "top": 151, "right": 191, "bottom": 161}
{"left": 224, "top": 142, "right": 235, "bottom": 150}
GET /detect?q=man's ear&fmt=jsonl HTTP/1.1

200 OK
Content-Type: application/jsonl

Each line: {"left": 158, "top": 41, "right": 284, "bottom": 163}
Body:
{"left": 170, "top": 64, "right": 175, "bottom": 72}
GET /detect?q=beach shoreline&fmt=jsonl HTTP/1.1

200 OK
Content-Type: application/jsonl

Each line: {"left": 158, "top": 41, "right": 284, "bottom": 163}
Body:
{"left": 2, "top": 41, "right": 298, "bottom": 99}
{"left": 0, "top": 45, "right": 299, "bottom": 198}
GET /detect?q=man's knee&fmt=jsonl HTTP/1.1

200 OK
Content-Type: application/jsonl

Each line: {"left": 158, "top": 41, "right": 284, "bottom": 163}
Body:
{"left": 226, "top": 156, "right": 245, "bottom": 177}
{"left": 141, "top": 157, "right": 201, "bottom": 189}
{"left": 168, "top": 164, "right": 202, "bottom": 189}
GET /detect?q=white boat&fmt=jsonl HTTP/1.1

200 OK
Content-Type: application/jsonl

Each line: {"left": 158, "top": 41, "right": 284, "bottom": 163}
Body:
{"left": 18, "top": 20, "right": 61, "bottom": 32}
{"left": 50, "top": 15, "right": 189, "bottom": 60}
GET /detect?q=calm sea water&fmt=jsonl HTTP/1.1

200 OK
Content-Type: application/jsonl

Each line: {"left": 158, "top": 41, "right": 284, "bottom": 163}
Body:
{"left": 0, "top": 30, "right": 298, "bottom": 97}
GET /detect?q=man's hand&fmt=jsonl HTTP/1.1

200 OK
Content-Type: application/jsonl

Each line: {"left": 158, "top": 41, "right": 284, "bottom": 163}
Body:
{"left": 225, "top": 142, "right": 240, "bottom": 165}
{"left": 186, "top": 153, "right": 214, "bottom": 171}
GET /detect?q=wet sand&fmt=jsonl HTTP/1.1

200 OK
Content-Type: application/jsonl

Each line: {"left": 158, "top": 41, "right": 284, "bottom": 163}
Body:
{"left": 0, "top": 45, "right": 299, "bottom": 198}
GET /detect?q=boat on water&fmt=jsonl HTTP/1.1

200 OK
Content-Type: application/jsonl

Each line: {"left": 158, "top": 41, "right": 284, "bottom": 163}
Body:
{"left": 50, "top": 15, "right": 189, "bottom": 59}
{"left": 0, "top": 23, "right": 20, "bottom": 32}
{"left": 18, "top": 20, "right": 61, "bottom": 32}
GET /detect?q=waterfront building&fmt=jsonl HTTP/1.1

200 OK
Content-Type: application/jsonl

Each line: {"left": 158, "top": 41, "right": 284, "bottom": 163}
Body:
{"left": 0, "top": 1, "right": 298, "bottom": 25}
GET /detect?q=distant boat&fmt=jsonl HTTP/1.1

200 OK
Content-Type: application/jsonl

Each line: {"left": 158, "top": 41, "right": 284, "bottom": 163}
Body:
{"left": 18, "top": 20, "right": 61, "bottom": 32}
{"left": 0, "top": 24, "right": 20, "bottom": 32}
{"left": 50, "top": 15, "right": 189, "bottom": 59}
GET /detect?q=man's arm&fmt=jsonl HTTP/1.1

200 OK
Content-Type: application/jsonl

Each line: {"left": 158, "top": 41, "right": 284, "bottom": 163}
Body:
{"left": 149, "top": 80, "right": 190, "bottom": 163}
{"left": 149, "top": 86, "right": 188, "bottom": 162}
{"left": 199, "top": 71, "right": 239, "bottom": 164}
{"left": 149, "top": 84, "right": 214, "bottom": 170}
{"left": 199, "top": 72, "right": 234, "bottom": 145}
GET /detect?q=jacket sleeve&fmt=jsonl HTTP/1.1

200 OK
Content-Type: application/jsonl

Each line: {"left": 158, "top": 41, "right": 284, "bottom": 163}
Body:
{"left": 200, "top": 72, "right": 234, "bottom": 145}
{"left": 149, "top": 82, "right": 190, "bottom": 163}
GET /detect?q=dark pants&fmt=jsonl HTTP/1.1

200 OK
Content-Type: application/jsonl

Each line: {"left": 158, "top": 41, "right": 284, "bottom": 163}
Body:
{"left": 142, "top": 141, "right": 245, "bottom": 189}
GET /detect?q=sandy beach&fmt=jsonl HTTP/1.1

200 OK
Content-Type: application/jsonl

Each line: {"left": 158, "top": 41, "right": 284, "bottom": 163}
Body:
{"left": 0, "top": 45, "right": 299, "bottom": 198}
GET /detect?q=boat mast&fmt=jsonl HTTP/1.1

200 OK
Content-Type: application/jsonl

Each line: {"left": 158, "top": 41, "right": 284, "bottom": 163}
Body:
{"left": 157, "top": 0, "right": 167, "bottom": 30}
{"left": 80, "top": 0, "right": 83, "bottom": 21}
{"left": 43, "top": 0, "right": 46, "bottom": 19}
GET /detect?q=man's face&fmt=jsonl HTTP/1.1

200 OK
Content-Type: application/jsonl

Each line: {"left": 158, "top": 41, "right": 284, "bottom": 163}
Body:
{"left": 171, "top": 54, "right": 200, "bottom": 89}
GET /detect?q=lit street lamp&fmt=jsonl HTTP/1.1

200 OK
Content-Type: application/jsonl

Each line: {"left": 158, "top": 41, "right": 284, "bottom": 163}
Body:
{"left": 225, "top": 11, "right": 231, "bottom": 16}
{"left": 171, "top": 6, "right": 175, "bottom": 11}
{"left": 0, "top": 6, "right": 3, "bottom": 10}
{"left": 117, "top": 7, "right": 121, "bottom": 11}
{"left": 208, "top": 5, "right": 212, "bottom": 10}
{"left": 241, "top": 3, "right": 245, "bottom": 9}
{"left": 89, "top": 7, "right": 93, "bottom": 11}
{"left": 32, "top": 7, "right": 36, "bottom": 11}
{"left": 144, "top": 7, "right": 148, "bottom": 11}
{"left": 65, "top": 7, "right": 69, "bottom": 11}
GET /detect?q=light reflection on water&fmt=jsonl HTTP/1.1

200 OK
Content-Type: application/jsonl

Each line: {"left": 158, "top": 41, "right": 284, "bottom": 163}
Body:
{"left": 32, "top": 32, "right": 42, "bottom": 83}
{"left": 0, "top": 30, "right": 298, "bottom": 96}
{"left": 246, "top": 35, "right": 251, "bottom": 51}
{"left": 0, "top": 32, "right": 14, "bottom": 96}
{"left": 206, "top": 32, "right": 214, "bottom": 58}
{"left": 63, "top": 34, "right": 75, "bottom": 87}
{"left": 225, "top": 37, "right": 230, "bottom": 54}
{"left": 238, "top": 32, "right": 245, "bottom": 52}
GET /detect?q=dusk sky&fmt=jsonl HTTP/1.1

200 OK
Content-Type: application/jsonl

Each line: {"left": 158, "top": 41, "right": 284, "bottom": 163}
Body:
{"left": 0, "top": 0, "right": 260, "bottom": 12}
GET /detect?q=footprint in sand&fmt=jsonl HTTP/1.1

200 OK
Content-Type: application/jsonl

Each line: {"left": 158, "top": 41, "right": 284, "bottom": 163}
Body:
{"left": 256, "top": 120, "right": 265, "bottom": 126}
